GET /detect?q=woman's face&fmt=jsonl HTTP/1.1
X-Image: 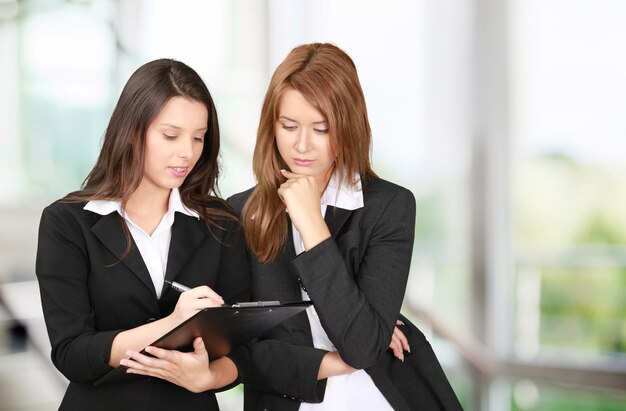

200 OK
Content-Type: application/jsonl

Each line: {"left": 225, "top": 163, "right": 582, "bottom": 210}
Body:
{"left": 141, "top": 96, "right": 208, "bottom": 194}
{"left": 275, "top": 89, "right": 335, "bottom": 187}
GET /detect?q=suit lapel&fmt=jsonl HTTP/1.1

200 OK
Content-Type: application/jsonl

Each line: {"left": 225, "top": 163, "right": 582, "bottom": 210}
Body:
{"left": 164, "top": 212, "right": 206, "bottom": 284}
{"left": 324, "top": 206, "right": 352, "bottom": 238}
{"left": 91, "top": 212, "right": 156, "bottom": 296}
{"left": 279, "top": 215, "right": 302, "bottom": 298}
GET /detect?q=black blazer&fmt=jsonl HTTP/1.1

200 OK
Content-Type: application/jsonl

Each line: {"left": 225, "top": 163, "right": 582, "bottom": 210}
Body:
{"left": 228, "top": 176, "right": 461, "bottom": 410}
{"left": 35, "top": 201, "right": 250, "bottom": 411}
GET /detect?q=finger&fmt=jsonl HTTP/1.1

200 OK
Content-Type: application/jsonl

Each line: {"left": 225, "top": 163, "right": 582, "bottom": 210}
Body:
{"left": 121, "top": 357, "right": 168, "bottom": 377}
{"left": 193, "top": 298, "right": 223, "bottom": 309}
{"left": 193, "top": 337, "right": 206, "bottom": 354}
{"left": 390, "top": 335, "right": 403, "bottom": 360}
{"left": 280, "top": 169, "right": 301, "bottom": 179}
{"left": 276, "top": 187, "right": 291, "bottom": 209}
{"left": 194, "top": 285, "right": 224, "bottom": 303}
{"left": 188, "top": 286, "right": 224, "bottom": 305}
{"left": 123, "top": 358, "right": 169, "bottom": 379}
{"left": 394, "top": 327, "right": 410, "bottom": 353}
{"left": 125, "top": 350, "right": 168, "bottom": 368}
{"left": 121, "top": 357, "right": 149, "bottom": 371}
{"left": 144, "top": 345, "right": 175, "bottom": 361}
{"left": 192, "top": 338, "right": 210, "bottom": 361}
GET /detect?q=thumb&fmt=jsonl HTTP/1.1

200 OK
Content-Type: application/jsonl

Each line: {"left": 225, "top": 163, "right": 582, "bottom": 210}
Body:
{"left": 194, "top": 337, "right": 207, "bottom": 354}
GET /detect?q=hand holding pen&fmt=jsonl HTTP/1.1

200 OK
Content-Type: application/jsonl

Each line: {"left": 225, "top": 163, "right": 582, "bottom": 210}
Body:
{"left": 165, "top": 280, "right": 225, "bottom": 324}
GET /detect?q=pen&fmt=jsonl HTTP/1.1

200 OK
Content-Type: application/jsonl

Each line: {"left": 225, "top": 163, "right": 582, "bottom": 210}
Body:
{"left": 164, "top": 280, "right": 229, "bottom": 307}
{"left": 164, "top": 280, "right": 190, "bottom": 293}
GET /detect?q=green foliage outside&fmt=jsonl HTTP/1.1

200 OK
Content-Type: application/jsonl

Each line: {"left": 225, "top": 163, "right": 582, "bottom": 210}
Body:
{"left": 513, "top": 153, "right": 626, "bottom": 410}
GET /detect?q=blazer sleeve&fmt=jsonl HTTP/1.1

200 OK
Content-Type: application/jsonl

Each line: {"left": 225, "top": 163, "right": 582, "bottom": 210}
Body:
{"left": 293, "top": 187, "right": 416, "bottom": 369}
{"left": 228, "top": 338, "right": 329, "bottom": 402}
{"left": 228, "top": 185, "right": 416, "bottom": 402}
{"left": 35, "top": 205, "right": 123, "bottom": 382}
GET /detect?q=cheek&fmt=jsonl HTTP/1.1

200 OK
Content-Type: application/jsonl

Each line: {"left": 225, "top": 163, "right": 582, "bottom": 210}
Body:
{"left": 275, "top": 133, "right": 290, "bottom": 156}
{"left": 143, "top": 133, "right": 163, "bottom": 164}
{"left": 194, "top": 144, "right": 204, "bottom": 163}
{"left": 322, "top": 142, "right": 335, "bottom": 164}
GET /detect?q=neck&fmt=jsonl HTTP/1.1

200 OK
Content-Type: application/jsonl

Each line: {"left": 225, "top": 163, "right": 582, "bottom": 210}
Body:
{"left": 125, "top": 183, "right": 170, "bottom": 219}
{"left": 316, "top": 166, "right": 335, "bottom": 197}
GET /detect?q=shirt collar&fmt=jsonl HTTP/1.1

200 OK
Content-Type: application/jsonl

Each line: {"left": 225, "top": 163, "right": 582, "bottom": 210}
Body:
{"left": 84, "top": 188, "right": 200, "bottom": 219}
{"left": 321, "top": 171, "right": 364, "bottom": 211}
{"left": 168, "top": 188, "right": 200, "bottom": 219}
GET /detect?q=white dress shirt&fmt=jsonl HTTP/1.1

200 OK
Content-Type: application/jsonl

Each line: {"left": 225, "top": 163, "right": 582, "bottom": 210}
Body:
{"left": 84, "top": 188, "right": 199, "bottom": 298}
{"left": 293, "top": 172, "right": 393, "bottom": 410}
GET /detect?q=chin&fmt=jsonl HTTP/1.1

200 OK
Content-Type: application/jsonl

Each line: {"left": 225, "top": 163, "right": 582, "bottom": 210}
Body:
{"left": 289, "top": 166, "right": 314, "bottom": 175}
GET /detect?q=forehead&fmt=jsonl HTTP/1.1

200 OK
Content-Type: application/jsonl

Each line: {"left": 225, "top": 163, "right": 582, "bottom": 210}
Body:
{"left": 153, "top": 96, "right": 208, "bottom": 129}
{"left": 278, "top": 89, "right": 325, "bottom": 122}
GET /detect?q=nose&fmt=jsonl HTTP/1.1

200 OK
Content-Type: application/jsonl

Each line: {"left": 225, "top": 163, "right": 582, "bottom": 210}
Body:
{"left": 294, "top": 129, "right": 311, "bottom": 153}
{"left": 178, "top": 136, "right": 195, "bottom": 159}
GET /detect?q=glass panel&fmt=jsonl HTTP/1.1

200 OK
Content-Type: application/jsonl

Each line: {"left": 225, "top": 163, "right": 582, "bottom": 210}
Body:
{"left": 19, "top": 2, "right": 116, "bottom": 203}
{"left": 511, "top": 0, "right": 626, "bottom": 360}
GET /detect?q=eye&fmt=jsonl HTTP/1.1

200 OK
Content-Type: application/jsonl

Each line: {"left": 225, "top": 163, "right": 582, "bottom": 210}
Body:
{"left": 314, "top": 128, "right": 329, "bottom": 134}
{"left": 194, "top": 136, "right": 205, "bottom": 143}
{"left": 163, "top": 134, "right": 177, "bottom": 140}
{"left": 281, "top": 124, "right": 297, "bottom": 131}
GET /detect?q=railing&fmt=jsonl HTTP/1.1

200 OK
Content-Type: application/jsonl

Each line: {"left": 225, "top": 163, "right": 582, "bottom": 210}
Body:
{"left": 403, "top": 244, "right": 626, "bottom": 398}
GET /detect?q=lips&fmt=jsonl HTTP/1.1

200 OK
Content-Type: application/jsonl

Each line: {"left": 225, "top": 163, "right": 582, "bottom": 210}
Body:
{"left": 168, "top": 166, "right": 189, "bottom": 178}
{"left": 293, "top": 158, "right": 314, "bottom": 166}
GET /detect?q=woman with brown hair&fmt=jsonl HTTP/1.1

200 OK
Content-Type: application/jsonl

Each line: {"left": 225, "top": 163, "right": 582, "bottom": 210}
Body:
{"left": 35, "top": 58, "right": 249, "bottom": 410}
{"left": 126, "top": 44, "right": 461, "bottom": 411}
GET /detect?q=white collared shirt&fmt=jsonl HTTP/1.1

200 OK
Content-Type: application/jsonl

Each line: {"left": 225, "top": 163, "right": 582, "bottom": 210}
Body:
{"left": 84, "top": 188, "right": 199, "bottom": 298}
{"left": 293, "top": 172, "right": 392, "bottom": 410}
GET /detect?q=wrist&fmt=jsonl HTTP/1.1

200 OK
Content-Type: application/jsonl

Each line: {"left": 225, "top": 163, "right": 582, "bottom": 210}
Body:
{"left": 206, "top": 356, "right": 238, "bottom": 390}
{"left": 194, "top": 367, "right": 216, "bottom": 392}
{"left": 318, "top": 351, "right": 356, "bottom": 380}
{"left": 164, "top": 312, "right": 183, "bottom": 329}
{"left": 301, "top": 217, "right": 331, "bottom": 251}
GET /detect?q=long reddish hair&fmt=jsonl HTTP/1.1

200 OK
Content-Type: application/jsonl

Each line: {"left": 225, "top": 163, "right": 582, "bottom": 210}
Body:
{"left": 243, "top": 43, "right": 376, "bottom": 262}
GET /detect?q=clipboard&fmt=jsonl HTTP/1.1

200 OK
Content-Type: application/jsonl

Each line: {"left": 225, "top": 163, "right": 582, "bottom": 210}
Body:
{"left": 94, "top": 300, "right": 312, "bottom": 386}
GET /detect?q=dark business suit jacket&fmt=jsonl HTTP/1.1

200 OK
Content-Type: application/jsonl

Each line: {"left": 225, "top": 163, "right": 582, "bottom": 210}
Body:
{"left": 35, "top": 201, "right": 250, "bottom": 411}
{"left": 228, "top": 175, "right": 462, "bottom": 411}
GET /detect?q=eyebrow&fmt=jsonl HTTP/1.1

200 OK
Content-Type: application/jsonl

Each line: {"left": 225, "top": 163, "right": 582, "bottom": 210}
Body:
{"left": 279, "top": 116, "right": 327, "bottom": 125}
{"left": 159, "top": 123, "right": 208, "bottom": 132}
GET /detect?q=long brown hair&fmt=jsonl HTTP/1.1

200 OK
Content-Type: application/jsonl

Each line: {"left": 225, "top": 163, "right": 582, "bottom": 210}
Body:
{"left": 244, "top": 43, "right": 376, "bottom": 262}
{"left": 63, "top": 58, "right": 235, "bottom": 231}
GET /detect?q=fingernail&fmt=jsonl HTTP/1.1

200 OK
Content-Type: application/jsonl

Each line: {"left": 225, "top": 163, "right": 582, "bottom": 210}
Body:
{"left": 120, "top": 359, "right": 127, "bottom": 366}
{"left": 398, "top": 321, "right": 405, "bottom": 326}
{"left": 407, "top": 347, "right": 411, "bottom": 353}
{"left": 400, "top": 354, "right": 404, "bottom": 362}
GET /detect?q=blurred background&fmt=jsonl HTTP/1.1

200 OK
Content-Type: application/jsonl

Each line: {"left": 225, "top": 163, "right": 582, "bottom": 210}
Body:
{"left": 0, "top": 0, "right": 625, "bottom": 410}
